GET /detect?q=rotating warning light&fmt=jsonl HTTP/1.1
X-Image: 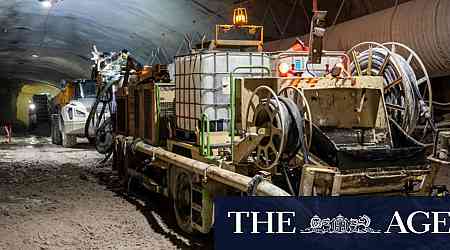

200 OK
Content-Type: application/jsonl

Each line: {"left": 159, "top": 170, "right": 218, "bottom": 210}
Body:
{"left": 233, "top": 8, "right": 248, "bottom": 26}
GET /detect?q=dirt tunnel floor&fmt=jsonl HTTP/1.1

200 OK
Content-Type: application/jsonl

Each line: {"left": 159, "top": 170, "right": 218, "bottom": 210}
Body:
{"left": 0, "top": 136, "right": 212, "bottom": 250}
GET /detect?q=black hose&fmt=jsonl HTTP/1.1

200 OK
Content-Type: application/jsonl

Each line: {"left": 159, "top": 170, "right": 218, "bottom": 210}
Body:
{"left": 278, "top": 97, "right": 309, "bottom": 164}
{"left": 84, "top": 81, "right": 115, "bottom": 141}
{"left": 305, "top": 61, "right": 317, "bottom": 77}
{"left": 280, "top": 163, "right": 296, "bottom": 195}
{"left": 95, "top": 117, "right": 113, "bottom": 154}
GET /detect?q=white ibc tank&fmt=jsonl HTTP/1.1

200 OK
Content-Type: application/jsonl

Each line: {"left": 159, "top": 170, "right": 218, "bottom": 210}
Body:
{"left": 175, "top": 51, "right": 271, "bottom": 132}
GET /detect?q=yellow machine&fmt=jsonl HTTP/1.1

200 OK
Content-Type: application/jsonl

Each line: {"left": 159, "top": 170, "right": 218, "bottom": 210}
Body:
{"left": 52, "top": 81, "right": 76, "bottom": 108}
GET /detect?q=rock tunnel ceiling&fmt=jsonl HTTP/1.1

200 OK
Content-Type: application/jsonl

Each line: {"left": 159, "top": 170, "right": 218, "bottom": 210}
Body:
{"left": 0, "top": 0, "right": 409, "bottom": 84}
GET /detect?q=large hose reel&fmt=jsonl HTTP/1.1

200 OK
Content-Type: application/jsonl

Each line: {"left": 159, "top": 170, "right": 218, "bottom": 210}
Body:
{"left": 347, "top": 42, "right": 434, "bottom": 140}
{"left": 245, "top": 85, "right": 311, "bottom": 170}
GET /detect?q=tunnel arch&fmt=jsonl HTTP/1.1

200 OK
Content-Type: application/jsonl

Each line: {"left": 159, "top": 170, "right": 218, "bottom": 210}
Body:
{"left": 16, "top": 82, "right": 60, "bottom": 127}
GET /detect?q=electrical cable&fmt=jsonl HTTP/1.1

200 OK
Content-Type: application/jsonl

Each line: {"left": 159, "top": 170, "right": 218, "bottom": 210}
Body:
{"left": 331, "top": 0, "right": 346, "bottom": 27}
{"left": 427, "top": 101, "right": 450, "bottom": 108}
{"left": 305, "top": 61, "right": 317, "bottom": 77}
{"left": 38, "top": 1, "right": 59, "bottom": 49}
{"left": 280, "top": 163, "right": 296, "bottom": 195}
{"left": 389, "top": 0, "right": 400, "bottom": 41}
{"left": 247, "top": 175, "right": 265, "bottom": 196}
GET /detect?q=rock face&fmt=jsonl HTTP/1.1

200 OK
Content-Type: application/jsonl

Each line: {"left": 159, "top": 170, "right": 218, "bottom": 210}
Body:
{"left": 0, "top": 79, "right": 21, "bottom": 126}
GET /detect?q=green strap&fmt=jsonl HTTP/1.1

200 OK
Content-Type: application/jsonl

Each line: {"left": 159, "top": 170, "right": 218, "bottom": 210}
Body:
{"left": 200, "top": 113, "right": 211, "bottom": 158}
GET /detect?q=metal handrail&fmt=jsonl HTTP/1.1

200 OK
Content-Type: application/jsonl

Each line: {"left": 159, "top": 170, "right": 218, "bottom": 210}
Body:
{"left": 229, "top": 66, "right": 272, "bottom": 162}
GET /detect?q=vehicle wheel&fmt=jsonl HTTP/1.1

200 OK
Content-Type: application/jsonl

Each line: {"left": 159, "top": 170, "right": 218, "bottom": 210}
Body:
{"left": 113, "top": 140, "right": 123, "bottom": 172}
{"left": 88, "top": 137, "right": 96, "bottom": 145}
{"left": 173, "top": 170, "right": 193, "bottom": 234}
{"left": 59, "top": 115, "right": 76, "bottom": 148}
{"left": 121, "top": 148, "right": 131, "bottom": 189}
{"left": 51, "top": 115, "right": 62, "bottom": 145}
{"left": 95, "top": 117, "right": 113, "bottom": 154}
{"left": 112, "top": 144, "right": 118, "bottom": 171}
{"left": 62, "top": 131, "right": 77, "bottom": 148}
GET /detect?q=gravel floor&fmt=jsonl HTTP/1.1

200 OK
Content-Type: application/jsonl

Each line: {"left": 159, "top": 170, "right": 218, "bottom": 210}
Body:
{"left": 1, "top": 134, "right": 449, "bottom": 250}
{"left": 0, "top": 136, "right": 212, "bottom": 250}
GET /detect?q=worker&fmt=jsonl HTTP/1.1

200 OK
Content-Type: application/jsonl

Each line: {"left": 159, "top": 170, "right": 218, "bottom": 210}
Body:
{"left": 2, "top": 121, "right": 12, "bottom": 143}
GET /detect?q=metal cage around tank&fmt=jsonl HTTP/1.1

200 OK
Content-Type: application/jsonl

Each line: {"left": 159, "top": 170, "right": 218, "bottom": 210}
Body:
{"left": 174, "top": 51, "right": 271, "bottom": 139}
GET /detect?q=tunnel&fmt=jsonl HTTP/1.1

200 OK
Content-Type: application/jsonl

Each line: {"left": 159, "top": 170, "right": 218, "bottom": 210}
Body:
{"left": 0, "top": 79, "right": 60, "bottom": 130}
{"left": 0, "top": 1, "right": 450, "bottom": 249}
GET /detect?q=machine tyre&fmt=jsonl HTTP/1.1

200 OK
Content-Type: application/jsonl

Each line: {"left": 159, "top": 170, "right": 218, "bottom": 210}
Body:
{"left": 60, "top": 118, "right": 77, "bottom": 148}
{"left": 62, "top": 131, "right": 77, "bottom": 148}
{"left": 88, "top": 137, "right": 96, "bottom": 145}
{"left": 173, "top": 169, "right": 193, "bottom": 234}
{"left": 95, "top": 117, "right": 113, "bottom": 154}
{"left": 51, "top": 115, "right": 62, "bottom": 145}
{"left": 114, "top": 141, "right": 125, "bottom": 173}
{"left": 112, "top": 142, "right": 118, "bottom": 171}
{"left": 121, "top": 147, "right": 132, "bottom": 189}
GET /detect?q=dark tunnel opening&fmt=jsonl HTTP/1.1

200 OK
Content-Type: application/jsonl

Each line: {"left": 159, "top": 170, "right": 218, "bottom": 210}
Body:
{"left": 0, "top": 78, "right": 60, "bottom": 135}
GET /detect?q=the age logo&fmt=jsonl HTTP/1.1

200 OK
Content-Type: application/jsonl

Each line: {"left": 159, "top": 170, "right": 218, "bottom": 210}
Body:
{"left": 300, "top": 215, "right": 381, "bottom": 234}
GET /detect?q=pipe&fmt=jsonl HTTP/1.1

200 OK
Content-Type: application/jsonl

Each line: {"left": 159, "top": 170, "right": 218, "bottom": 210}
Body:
{"left": 312, "top": 0, "right": 318, "bottom": 12}
{"left": 133, "top": 141, "right": 290, "bottom": 196}
{"left": 270, "top": 0, "right": 450, "bottom": 78}
{"left": 326, "top": 0, "right": 450, "bottom": 78}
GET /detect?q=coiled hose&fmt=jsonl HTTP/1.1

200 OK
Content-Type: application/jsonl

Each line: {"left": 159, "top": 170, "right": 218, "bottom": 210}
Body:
{"left": 278, "top": 96, "right": 309, "bottom": 164}
{"left": 350, "top": 48, "right": 428, "bottom": 135}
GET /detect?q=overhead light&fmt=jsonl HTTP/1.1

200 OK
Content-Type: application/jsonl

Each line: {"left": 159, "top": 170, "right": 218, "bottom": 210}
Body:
{"left": 31, "top": 54, "right": 39, "bottom": 58}
{"left": 39, "top": 0, "right": 52, "bottom": 8}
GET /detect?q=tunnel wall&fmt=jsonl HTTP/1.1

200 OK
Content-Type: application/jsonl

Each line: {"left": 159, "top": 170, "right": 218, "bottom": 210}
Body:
{"left": 16, "top": 84, "right": 60, "bottom": 126}
{"left": 317, "top": 0, "right": 450, "bottom": 78}
{"left": 0, "top": 79, "right": 60, "bottom": 130}
{"left": 0, "top": 80, "right": 20, "bottom": 126}
{"left": 267, "top": 0, "right": 450, "bottom": 78}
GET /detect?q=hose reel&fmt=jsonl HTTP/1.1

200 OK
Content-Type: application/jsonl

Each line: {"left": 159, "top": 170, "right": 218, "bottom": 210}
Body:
{"left": 245, "top": 85, "right": 311, "bottom": 170}
{"left": 347, "top": 42, "right": 434, "bottom": 140}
